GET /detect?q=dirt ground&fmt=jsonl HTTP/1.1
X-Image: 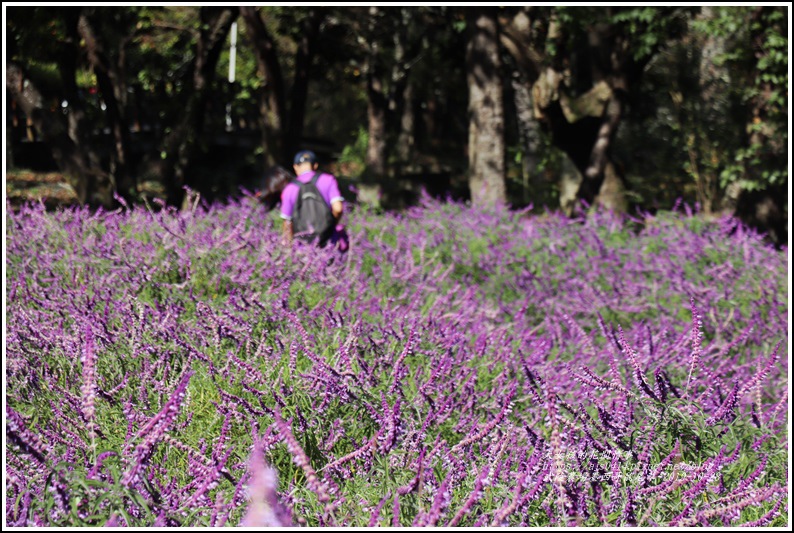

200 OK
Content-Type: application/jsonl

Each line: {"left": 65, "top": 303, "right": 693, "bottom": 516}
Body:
{"left": 5, "top": 170, "right": 79, "bottom": 210}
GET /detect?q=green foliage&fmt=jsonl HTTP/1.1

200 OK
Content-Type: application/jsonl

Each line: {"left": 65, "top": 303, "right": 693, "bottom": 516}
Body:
{"left": 337, "top": 127, "right": 369, "bottom": 178}
{"left": 692, "top": 6, "right": 788, "bottom": 194}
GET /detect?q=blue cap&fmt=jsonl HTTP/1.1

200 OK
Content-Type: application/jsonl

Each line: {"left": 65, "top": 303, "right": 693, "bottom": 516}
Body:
{"left": 293, "top": 150, "right": 317, "bottom": 165}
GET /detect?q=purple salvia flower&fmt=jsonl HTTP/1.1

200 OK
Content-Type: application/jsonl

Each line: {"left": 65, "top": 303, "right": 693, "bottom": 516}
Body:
{"left": 738, "top": 341, "right": 781, "bottom": 400}
{"left": 737, "top": 498, "right": 782, "bottom": 527}
{"left": 417, "top": 470, "right": 453, "bottom": 527}
{"left": 287, "top": 312, "right": 313, "bottom": 347}
{"left": 765, "top": 390, "right": 787, "bottom": 425}
{"left": 131, "top": 369, "right": 194, "bottom": 441}
{"left": 682, "top": 458, "right": 722, "bottom": 499}
{"left": 573, "top": 366, "right": 632, "bottom": 396}
{"left": 733, "top": 455, "right": 768, "bottom": 493}
{"left": 10, "top": 488, "right": 32, "bottom": 527}
{"left": 490, "top": 472, "right": 528, "bottom": 527}
{"left": 213, "top": 414, "right": 232, "bottom": 463}
{"left": 230, "top": 351, "right": 266, "bottom": 383}
{"left": 653, "top": 367, "right": 667, "bottom": 403}
{"left": 273, "top": 414, "right": 330, "bottom": 505}
{"left": 209, "top": 492, "right": 228, "bottom": 527}
{"left": 668, "top": 503, "right": 693, "bottom": 527}
{"left": 649, "top": 440, "right": 680, "bottom": 480}
{"left": 322, "top": 433, "right": 377, "bottom": 473}
{"left": 388, "top": 323, "right": 418, "bottom": 394}
{"left": 450, "top": 382, "right": 516, "bottom": 454}
{"left": 368, "top": 492, "right": 392, "bottom": 527}
{"left": 122, "top": 369, "right": 194, "bottom": 486}
{"left": 337, "top": 330, "right": 357, "bottom": 373}
{"left": 447, "top": 465, "right": 489, "bottom": 527}
{"left": 713, "top": 472, "right": 726, "bottom": 495}
{"left": 596, "top": 312, "right": 624, "bottom": 383}
{"left": 104, "top": 372, "right": 130, "bottom": 399}
{"left": 676, "top": 486, "right": 787, "bottom": 527}
{"left": 685, "top": 297, "right": 703, "bottom": 394}
{"left": 321, "top": 418, "right": 345, "bottom": 453}
{"left": 104, "top": 513, "right": 121, "bottom": 527}
{"left": 6, "top": 405, "right": 51, "bottom": 464}
{"left": 395, "top": 448, "right": 426, "bottom": 496}
{"left": 720, "top": 442, "right": 742, "bottom": 467}
{"left": 377, "top": 392, "right": 398, "bottom": 453}
{"left": 620, "top": 487, "right": 637, "bottom": 526}
{"left": 714, "top": 323, "right": 755, "bottom": 360}
{"left": 713, "top": 485, "right": 787, "bottom": 508}
{"left": 288, "top": 341, "right": 298, "bottom": 376}
{"left": 79, "top": 324, "right": 99, "bottom": 454}
{"left": 392, "top": 492, "right": 401, "bottom": 527}
{"left": 706, "top": 381, "right": 740, "bottom": 425}
{"left": 545, "top": 395, "right": 573, "bottom": 522}
{"left": 44, "top": 425, "right": 88, "bottom": 451}
{"left": 750, "top": 403, "right": 761, "bottom": 428}
{"left": 88, "top": 451, "right": 118, "bottom": 480}
{"left": 180, "top": 447, "right": 234, "bottom": 515}
{"left": 616, "top": 325, "right": 658, "bottom": 401}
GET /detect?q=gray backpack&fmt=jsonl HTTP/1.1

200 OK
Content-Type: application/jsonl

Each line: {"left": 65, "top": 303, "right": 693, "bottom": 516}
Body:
{"left": 292, "top": 172, "right": 335, "bottom": 246}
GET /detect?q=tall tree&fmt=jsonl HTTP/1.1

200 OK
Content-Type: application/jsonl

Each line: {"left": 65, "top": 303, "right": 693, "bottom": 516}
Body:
{"left": 6, "top": 62, "right": 115, "bottom": 207}
{"left": 157, "top": 6, "right": 238, "bottom": 204}
{"left": 392, "top": 8, "right": 418, "bottom": 167}
{"left": 694, "top": 6, "right": 788, "bottom": 245}
{"left": 77, "top": 7, "right": 138, "bottom": 199}
{"left": 240, "top": 7, "right": 326, "bottom": 166}
{"left": 284, "top": 8, "right": 325, "bottom": 160}
{"left": 466, "top": 7, "right": 506, "bottom": 207}
{"left": 6, "top": 7, "right": 117, "bottom": 207}
{"left": 500, "top": 6, "right": 693, "bottom": 212}
{"left": 239, "top": 6, "right": 287, "bottom": 167}
{"left": 364, "top": 7, "right": 389, "bottom": 178}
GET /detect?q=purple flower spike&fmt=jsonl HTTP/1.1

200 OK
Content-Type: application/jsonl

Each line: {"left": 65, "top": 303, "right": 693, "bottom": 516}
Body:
{"left": 240, "top": 444, "right": 294, "bottom": 527}
{"left": 122, "top": 369, "right": 194, "bottom": 486}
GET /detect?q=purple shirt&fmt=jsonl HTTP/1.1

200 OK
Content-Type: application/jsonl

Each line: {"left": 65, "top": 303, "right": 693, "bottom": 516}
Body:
{"left": 280, "top": 171, "right": 344, "bottom": 220}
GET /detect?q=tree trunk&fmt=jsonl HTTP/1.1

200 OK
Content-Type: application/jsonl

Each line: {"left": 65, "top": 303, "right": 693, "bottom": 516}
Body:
{"left": 511, "top": 75, "right": 542, "bottom": 205}
{"left": 77, "top": 11, "right": 136, "bottom": 200}
{"left": 532, "top": 69, "right": 627, "bottom": 212}
{"left": 500, "top": 7, "right": 656, "bottom": 214}
{"left": 365, "top": 6, "right": 388, "bottom": 178}
{"left": 240, "top": 7, "right": 286, "bottom": 168}
{"left": 558, "top": 154, "right": 583, "bottom": 217}
{"left": 392, "top": 8, "right": 419, "bottom": 170}
{"left": 6, "top": 62, "right": 114, "bottom": 207}
{"left": 159, "top": 6, "right": 238, "bottom": 205}
{"left": 396, "top": 82, "right": 415, "bottom": 166}
{"left": 580, "top": 91, "right": 628, "bottom": 211}
{"left": 58, "top": 9, "right": 103, "bottom": 173}
{"left": 466, "top": 8, "right": 506, "bottom": 208}
{"left": 285, "top": 8, "right": 324, "bottom": 159}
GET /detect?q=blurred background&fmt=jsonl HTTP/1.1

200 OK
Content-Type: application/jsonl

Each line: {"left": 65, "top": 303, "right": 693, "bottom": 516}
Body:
{"left": 4, "top": 5, "right": 789, "bottom": 246}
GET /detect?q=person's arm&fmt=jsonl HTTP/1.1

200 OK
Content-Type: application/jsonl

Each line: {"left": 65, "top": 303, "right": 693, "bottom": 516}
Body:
{"left": 279, "top": 183, "right": 297, "bottom": 245}
{"left": 282, "top": 219, "right": 293, "bottom": 245}
{"left": 325, "top": 176, "right": 344, "bottom": 223}
{"left": 331, "top": 199, "right": 343, "bottom": 223}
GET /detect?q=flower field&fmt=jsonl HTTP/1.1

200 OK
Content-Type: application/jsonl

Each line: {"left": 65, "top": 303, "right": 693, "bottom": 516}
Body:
{"left": 4, "top": 195, "right": 789, "bottom": 527}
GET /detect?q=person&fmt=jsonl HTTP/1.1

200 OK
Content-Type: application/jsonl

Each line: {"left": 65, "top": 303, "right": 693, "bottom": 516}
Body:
{"left": 277, "top": 150, "right": 347, "bottom": 250}
{"left": 256, "top": 164, "right": 294, "bottom": 211}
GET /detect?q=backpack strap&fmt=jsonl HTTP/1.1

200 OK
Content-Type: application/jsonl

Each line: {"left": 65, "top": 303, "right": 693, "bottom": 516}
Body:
{"left": 292, "top": 172, "right": 319, "bottom": 189}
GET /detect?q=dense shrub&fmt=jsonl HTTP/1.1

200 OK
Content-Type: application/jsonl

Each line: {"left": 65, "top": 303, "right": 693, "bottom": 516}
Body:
{"left": 5, "top": 194, "right": 788, "bottom": 526}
